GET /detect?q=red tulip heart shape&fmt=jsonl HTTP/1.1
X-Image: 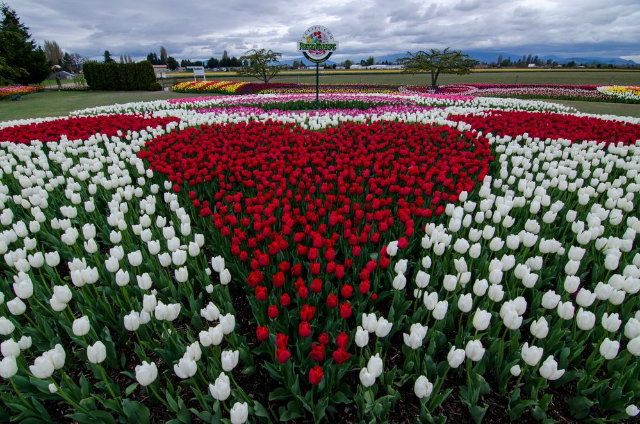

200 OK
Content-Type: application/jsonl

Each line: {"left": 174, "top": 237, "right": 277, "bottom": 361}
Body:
{"left": 140, "top": 119, "right": 492, "bottom": 390}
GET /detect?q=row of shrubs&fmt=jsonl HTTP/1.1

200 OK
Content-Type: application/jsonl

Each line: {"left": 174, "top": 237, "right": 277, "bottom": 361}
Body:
{"left": 83, "top": 61, "right": 161, "bottom": 91}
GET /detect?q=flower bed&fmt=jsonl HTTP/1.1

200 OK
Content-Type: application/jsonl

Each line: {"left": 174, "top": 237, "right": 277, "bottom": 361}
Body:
{"left": 0, "top": 85, "right": 44, "bottom": 99}
{"left": 0, "top": 92, "right": 638, "bottom": 423}
{"left": 171, "top": 81, "right": 402, "bottom": 95}
{"left": 407, "top": 84, "right": 640, "bottom": 104}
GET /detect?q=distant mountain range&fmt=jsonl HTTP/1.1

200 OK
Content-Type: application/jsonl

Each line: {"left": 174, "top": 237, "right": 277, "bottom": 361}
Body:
{"left": 371, "top": 51, "right": 637, "bottom": 66}
{"left": 282, "top": 51, "right": 636, "bottom": 67}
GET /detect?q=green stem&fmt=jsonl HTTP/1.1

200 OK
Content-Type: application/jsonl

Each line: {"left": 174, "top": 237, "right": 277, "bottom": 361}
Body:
{"left": 149, "top": 384, "right": 170, "bottom": 408}
{"left": 10, "top": 378, "right": 32, "bottom": 409}
{"left": 98, "top": 365, "right": 120, "bottom": 405}
{"left": 50, "top": 378, "right": 90, "bottom": 413}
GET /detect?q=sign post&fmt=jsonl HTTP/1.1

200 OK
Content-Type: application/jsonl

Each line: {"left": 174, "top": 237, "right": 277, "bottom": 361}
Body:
{"left": 297, "top": 26, "right": 338, "bottom": 109}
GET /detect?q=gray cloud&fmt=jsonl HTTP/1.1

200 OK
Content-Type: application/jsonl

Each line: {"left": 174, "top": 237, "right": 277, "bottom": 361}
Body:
{"left": 8, "top": 0, "right": 640, "bottom": 61}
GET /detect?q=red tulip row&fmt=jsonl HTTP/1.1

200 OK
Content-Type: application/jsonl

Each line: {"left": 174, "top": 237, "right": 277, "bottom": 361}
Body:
{"left": 449, "top": 110, "right": 640, "bottom": 145}
{"left": 0, "top": 115, "right": 180, "bottom": 144}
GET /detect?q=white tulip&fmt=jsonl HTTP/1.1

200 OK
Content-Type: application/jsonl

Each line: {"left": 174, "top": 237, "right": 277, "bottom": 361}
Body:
{"left": 209, "top": 372, "right": 231, "bottom": 401}
{"left": 521, "top": 343, "right": 544, "bottom": 367}
{"left": 539, "top": 355, "right": 564, "bottom": 380}
{"left": 135, "top": 361, "right": 158, "bottom": 386}
{"left": 414, "top": 375, "right": 433, "bottom": 399}
{"left": 174, "top": 355, "right": 197, "bottom": 379}
{"left": 602, "top": 313, "right": 621, "bottom": 332}
{"left": 447, "top": 347, "right": 465, "bottom": 368}
{"left": 87, "top": 341, "right": 107, "bottom": 364}
{"left": 221, "top": 350, "right": 239, "bottom": 372}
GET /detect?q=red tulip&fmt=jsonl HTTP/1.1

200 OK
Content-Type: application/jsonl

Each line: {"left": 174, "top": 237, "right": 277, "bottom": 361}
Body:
{"left": 309, "top": 366, "right": 323, "bottom": 385}
{"left": 326, "top": 294, "right": 338, "bottom": 308}
{"left": 299, "top": 321, "right": 311, "bottom": 338}
{"left": 268, "top": 305, "right": 279, "bottom": 319}
{"left": 310, "top": 342, "right": 325, "bottom": 361}
{"left": 336, "top": 331, "right": 349, "bottom": 348}
{"left": 332, "top": 347, "right": 351, "bottom": 364}
{"left": 255, "top": 286, "right": 268, "bottom": 301}
{"left": 340, "top": 302, "right": 352, "bottom": 319}
{"left": 276, "top": 347, "right": 291, "bottom": 363}
{"left": 256, "top": 326, "right": 269, "bottom": 342}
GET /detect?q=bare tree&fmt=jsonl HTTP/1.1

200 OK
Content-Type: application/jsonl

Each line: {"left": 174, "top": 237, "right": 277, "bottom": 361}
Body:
{"left": 69, "top": 53, "right": 86, "bottom": 73}
{"left": 44, "top": 40, "right": 63, "bottom": 65}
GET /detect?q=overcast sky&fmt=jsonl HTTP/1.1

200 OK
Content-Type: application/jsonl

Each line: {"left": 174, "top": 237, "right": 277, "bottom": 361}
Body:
{"left": 8, "top": 0, "right": 640, "bottom": 62}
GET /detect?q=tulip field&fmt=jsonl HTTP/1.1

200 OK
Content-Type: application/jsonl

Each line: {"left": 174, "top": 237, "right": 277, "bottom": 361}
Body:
{"left": 0, "top": 90, "right": 639, "bottom": 423}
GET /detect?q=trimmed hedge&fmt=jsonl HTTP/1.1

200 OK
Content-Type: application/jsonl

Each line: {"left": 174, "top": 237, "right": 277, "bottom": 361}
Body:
{"left": 83, "top": 61, "right": 157, "bottom": 90}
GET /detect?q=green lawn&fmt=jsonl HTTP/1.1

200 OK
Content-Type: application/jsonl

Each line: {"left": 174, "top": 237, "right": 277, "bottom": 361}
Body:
{"left": 2, "top": 84, "right": 640, "bottom": 122}
{"left": 0, "top": 91, "right": 217, "bottom": 122}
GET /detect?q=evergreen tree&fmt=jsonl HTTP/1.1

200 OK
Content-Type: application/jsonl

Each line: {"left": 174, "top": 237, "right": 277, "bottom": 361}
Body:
{"left": 104, "top": 50, "right": 115, "bottom": 63}
{"left": 160, "top": 46, "right": 167, "bottom": 65}
{"left": 0, "top": 4, "right": 50, "bottom": 84}
{"left": 62, "top": 52, "right": 73, "bottom": 72}
{"left": 206, "top": 57, "right": 219, "bottom": 68}
{"left": 220, "top": 50, "right": 230, "bottom": 67}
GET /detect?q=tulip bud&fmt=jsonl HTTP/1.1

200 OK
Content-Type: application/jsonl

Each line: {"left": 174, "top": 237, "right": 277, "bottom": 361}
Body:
{"left": 530, "top": 318, "right": 549, "bottom": 339}
{"left": 221, "top": 350, "right": 239, "bottom": 372}
{"left": 375, "top": 318, "right": 393, "bottom": 338}
{"left": 29, "top": 356, "right": 55, "bottom": 379}
{"left": 72, "top": 316, "right": 91, "bottom": 337}
{"left": 209, "top": 372, "right": 231, "bottom": 401}
{"left": 472, "top": 309, "right": 491, "bottom": 331}
{"left": 124, "top": 311, "right": 141, "bottom": 332}
{"left": 135, "top": 361, "right": 158, "bottom": 386}
{"left": 539, "top": 355, "right": 564, "bottom": 380}
{"left": 359, "top": 368, "right": 376, "bottom": 387}
{"left": 465, "top": 340, "right": 485, "bottom": 362}
{"left": 433, "top": 300, "right": 448, "bottom": 320}
{"left": 458, "top": 293, "right": 472, "bottom": 313}
{"left": 355, "top": 326, "right": 369, "bottom": 348}
{"left": 1, "top": 339, "right": 20, "bottom": 358}
{"left": 521, "top": 342, "right": 544, "bottom": 366}
{"left": 87, "top": 341, "right": 107, "bottom": 364}
{"left": 510, "top": 365, "right": 521, "bottom": 376}
{"left": 0, "top": 355, "right": 18, "bottom": 379}
{"left": 602, "top": 312, "right": 622, "bottom": 332}
{"left": 230, "top": 402, "right": 248, "bottom": 424}
{"left": 174, "top": 355, "right": 197, "bottom": 379}
{"left": 447, "top": 347, "right": 465, "bottom": 368}
{"left": 367, "top": 354, "right": 383, "bottom": 378}
{"left": 414, "top": 375, "right": 433, "bottom": 399}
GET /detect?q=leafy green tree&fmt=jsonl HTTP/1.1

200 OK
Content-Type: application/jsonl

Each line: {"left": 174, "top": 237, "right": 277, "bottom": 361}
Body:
{"left": 0, "top": 4, "right": 50, "bottom": 84}
{"left": 399, "top": 47, "right": 477, "bottom": 88}
{"left": 341, "top": 59, "right": 353, "bottom": 69}
{"left": 104, "top": 50, "right": 115, "bottom": 63}
{"left": 206, "top": 57, "right": 219, "bottom": 68}
{"left": 236, "top": 49, "right": 282, "bottom": 83}
{"left": 166, "top": 56, "right": 179, "bottom": 70}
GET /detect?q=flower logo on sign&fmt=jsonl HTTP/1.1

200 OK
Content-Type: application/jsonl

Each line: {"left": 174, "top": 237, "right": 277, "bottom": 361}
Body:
{"left": 298, "top": 26, "right": 339, "bottom": 63}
